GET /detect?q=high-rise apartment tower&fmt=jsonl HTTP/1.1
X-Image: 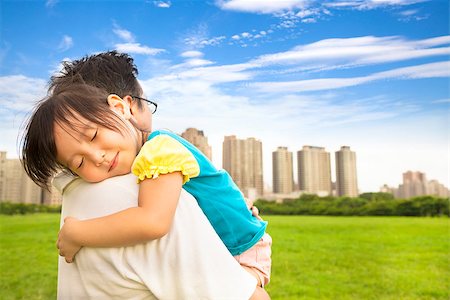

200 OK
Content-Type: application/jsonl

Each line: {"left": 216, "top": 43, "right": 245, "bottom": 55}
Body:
{"left": 181, "top": 128, "right": 212, "bottom": 160}
{"left": 272, "top": 147, "right": 294, "bottom": 194}
{"left": 222, "top": 136, "right": 263, "bottom": 197}
{"left": 399, "top": 171, "right": 428, "bottom": 198}
{"left": 335, "top": 146, "right": 359, "bottom": 197}
{"left": 297, "top": 146, "right": 332, "bottom": 196}
{"left": 0, "top": 151, "right": 43, "bottom": 204}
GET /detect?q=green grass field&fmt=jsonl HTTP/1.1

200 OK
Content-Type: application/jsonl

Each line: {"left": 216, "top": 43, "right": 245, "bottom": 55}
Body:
{"left": 1, "top": 214, "right": 448, "bottom": 299}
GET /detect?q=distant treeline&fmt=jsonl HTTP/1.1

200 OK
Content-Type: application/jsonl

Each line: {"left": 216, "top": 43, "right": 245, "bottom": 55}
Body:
{"left": 255, "top": 193, "right": 449, "bottom": 217}
{"left": 1, "top": 193, "right": 448, "bottom": 217}
{"left": 0, "top": 202, "right": 61, "bottom": 215}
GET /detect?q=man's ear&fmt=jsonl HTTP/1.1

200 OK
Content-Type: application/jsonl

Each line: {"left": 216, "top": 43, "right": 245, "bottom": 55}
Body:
{"left": 121, "top": 95, "right": 139, "bottom": 125}
{"left": 107, "top": 94, "right": 132, "bottom": 120}
{"left": 122, "top": 95, "right": 136, "bottom": 114}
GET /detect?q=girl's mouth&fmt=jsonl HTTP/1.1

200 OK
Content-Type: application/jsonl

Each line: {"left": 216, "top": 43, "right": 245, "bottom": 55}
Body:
{"left": 108, "top": 152, "right": 119, "bottom": 172}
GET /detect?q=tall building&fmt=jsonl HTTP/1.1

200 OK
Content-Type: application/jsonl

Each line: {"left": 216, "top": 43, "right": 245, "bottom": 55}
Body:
{"left": 335, "top": 146, "right": 359, "bottom": 197}
{"left": 223, "top": 136, "right": 263, "bottom": 198}
{"left": 181, "top": 128, "right": 212, "bottom": 160}
{"left": 399, "top": 171, "right": 428, "bottom": 198}
{"left": 42, "top": 186, "right": 63, "bottom": 206}
{"left": 427, "top": 180, "right": 450, "bottom": 197}
{"left": 380, "top": 184, "right": 400, "bottom": 198}
{"left": 381, "top": 174, "right": 449, "bottom": 199}
{"left": 0, "top": 151, "right": 43, "bottom": 204}
{"left": 297, "top": 146, "right": 332, "bottom": 196}
{"left": 272, "top": 147, "right": 294, "bottom": 194}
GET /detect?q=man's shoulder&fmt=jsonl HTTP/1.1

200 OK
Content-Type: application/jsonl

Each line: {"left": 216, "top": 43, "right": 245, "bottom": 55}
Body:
{"left": 52, "top": 170, "right": 78, "bottom": 194}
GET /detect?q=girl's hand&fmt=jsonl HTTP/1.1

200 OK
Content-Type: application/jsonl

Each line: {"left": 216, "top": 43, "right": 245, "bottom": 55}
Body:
{"left": 244, "top": 198, "right": 262, "bottom": 221}
{"left": 57, "top": 217, "right": 82, "bottom": 263}
{"left": 250, "top": 205, "right": 262, "bottom": 221}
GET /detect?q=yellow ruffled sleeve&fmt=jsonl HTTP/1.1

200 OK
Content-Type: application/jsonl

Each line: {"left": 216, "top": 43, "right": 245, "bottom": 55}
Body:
{"left": 132, "top": 135, "right": 200, "bottom": 184}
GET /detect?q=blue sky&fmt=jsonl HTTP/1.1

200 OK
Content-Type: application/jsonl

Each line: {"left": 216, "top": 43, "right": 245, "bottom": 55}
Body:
{"left": 1, "top": 0, "right": 449, "bottom": 192}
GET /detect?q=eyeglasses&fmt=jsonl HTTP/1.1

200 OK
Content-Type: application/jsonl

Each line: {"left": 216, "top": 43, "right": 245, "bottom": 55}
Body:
{"left": 132, "top": 96, "right": 158, "bottom": 114}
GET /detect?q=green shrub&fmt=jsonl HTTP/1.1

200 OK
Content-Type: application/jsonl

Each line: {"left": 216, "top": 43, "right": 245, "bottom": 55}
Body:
{"left": 255, "top": 195, "right": 449, "bottom": 217}
{"left": 0, "top": 202, "right": 61, "bottom": 215}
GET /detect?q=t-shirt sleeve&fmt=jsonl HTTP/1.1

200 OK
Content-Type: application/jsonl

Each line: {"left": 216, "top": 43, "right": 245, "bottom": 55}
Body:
{"left": 132, "top": 134, "right": 200, "bottom": 184}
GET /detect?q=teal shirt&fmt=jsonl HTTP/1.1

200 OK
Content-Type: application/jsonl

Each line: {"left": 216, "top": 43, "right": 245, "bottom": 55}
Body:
{"left": 148, "top": 130, "right": 267, "bottom": 256}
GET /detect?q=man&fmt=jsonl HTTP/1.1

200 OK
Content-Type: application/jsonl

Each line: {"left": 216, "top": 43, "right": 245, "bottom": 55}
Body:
{"left": 55, "top": 172, "right": 262, "bottom": 299}
{"left": 46, "top": 52, "right": 269, "bottom": 299}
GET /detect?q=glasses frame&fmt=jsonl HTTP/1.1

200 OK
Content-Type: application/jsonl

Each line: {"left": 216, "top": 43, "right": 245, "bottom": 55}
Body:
{"left": 132, "top": 96, "right": 158, "bottom": 114}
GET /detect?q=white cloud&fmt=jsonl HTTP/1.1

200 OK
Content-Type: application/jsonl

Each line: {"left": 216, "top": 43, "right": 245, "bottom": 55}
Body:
{"left": 162, "top": 62, "right": 254, "bottom": 83}
{"left": 113, "top": 27, "right": 135, "bottom": 43}
{"left": 217, "top": 0, "right": 309, "bottom": 14}
{"left": 0, "top": 75, "right": 48, "bottom": 157}
{"left": 399, "top": 9, "right": 418, "bottom": 16}
{"left": 144, "top": 35, "right": 450, "bottom": 93}
{"left": 171, "top": 58, "right": 214, "bottom": 69}
{"left": 57, "top": 35, "right": 73, "bottom": 52}
{"left": 231, "top": 35, "right": 240, "bottom": 40}
{"left": 181, "top": 50, "right": 203, "bottom": 58}
{"left": 0, "top": 75, "right": 47, "bottom": 111}
{"left": 185, "top": 59, "right": 214, "bottom": 67}
{"left": 185, "top": 35, "right": 226, "bottom": 48}
{"left": 217, "top": 0, "right": 428, "bottom": 31}
{"left": 201, "top": 36, "right": 226, "bottom": 46}
{"left": 373, "top": 61, "right": 450, "bottom": 79}
{"left": 432, "top": 99, "right": 450, "bottom": 104}
{"left": 324, "top": 0, "right": 428, "bottom": 10}
{"left": 154, "top": 1, "right": 171, "bottom": 8}
{"left": 301, "top": 17, "right": 317, "bottom": 23}
{"left": 296, "top": 8, "right": 317, "bottom": 18}
{"left": 115, "top": 43, "right": 165, "bottom": 55}
{"left": 251, "top": 61, "right": 450, "bottom": 93}
{"left": 217, "top": 0, "right": 429, "bottom": 33}
{"left": 397, "top": 8, "right": 428, "bottom": 21}
{"left": 278, "top": 19, "right": 297, "bottom": 28}
{"left": 46, "top": 0, "right": 58, "bottom": 8}
{"left": 252, "top": 35, "right": 450, "bottom": 69}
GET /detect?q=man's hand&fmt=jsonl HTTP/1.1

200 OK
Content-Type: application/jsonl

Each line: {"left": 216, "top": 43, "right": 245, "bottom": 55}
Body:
{"left": 57, "top": 217, "right": 83, "bottom": 263}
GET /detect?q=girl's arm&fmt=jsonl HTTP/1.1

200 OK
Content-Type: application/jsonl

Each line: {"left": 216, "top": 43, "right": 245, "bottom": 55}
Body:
{"left": 57, "top": 172, "right": 183, "bottom": 262}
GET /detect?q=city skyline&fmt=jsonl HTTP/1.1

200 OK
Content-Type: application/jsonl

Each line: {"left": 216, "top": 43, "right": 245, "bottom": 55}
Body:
{"left": 0, "top": 1, "right": 448, "bottom": 192}
{"left": 2, "top": 140, "right": 447, "bottom": 203}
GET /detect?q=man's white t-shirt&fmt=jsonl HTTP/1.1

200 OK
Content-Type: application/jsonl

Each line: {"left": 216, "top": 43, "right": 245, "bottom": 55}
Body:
{"left": 55, "top": 173, "right": 256, "bottom": 300}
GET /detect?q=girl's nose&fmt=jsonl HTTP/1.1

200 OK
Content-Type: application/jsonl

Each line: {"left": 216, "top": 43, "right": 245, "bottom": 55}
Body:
{"left": 91, "top": 151, "right": 106, "bottom": 166}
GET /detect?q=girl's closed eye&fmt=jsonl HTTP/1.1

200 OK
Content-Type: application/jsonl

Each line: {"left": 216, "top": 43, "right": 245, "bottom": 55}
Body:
{"left": 90, "top": 129, "right": 98, "bottom": 141}
{"left": 75, "top": 129, "right": 96, "bottom": 170}
{"left": 77, "top": 157, "right": 84, "bottom": 169}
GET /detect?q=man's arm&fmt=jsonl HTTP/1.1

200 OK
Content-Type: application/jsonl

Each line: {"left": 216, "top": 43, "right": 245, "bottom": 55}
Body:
{"left": 57, "top": 173, "right": 259, "bottom": 300}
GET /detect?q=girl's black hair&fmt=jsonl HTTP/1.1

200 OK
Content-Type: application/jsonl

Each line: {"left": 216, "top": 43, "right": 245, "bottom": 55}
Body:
{"left": 21, "top": 83, "right": 127, "bottom": 190}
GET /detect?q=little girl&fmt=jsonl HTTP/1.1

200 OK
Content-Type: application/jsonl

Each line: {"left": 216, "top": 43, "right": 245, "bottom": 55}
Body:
{"left": 22, "top": 83, "right": 272, "bottom": 287}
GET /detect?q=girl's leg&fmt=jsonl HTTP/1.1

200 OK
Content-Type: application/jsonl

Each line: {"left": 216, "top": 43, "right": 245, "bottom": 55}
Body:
{"left": 234, "top": 233, "right": 272, "bottom": 287}
{"left": 242, "top": 265, "right": 263, "bottom": 287}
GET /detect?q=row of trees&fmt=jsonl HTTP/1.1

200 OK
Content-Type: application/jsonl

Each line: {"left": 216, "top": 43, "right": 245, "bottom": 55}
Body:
{"left": 255, "top": 193, "right": 449, "bottom": 217}
{"left": 0, "top": 202, "right": 61, "bottom": 215}
{"left": 1, "top": 193, "right": 448, "bottom": 216}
